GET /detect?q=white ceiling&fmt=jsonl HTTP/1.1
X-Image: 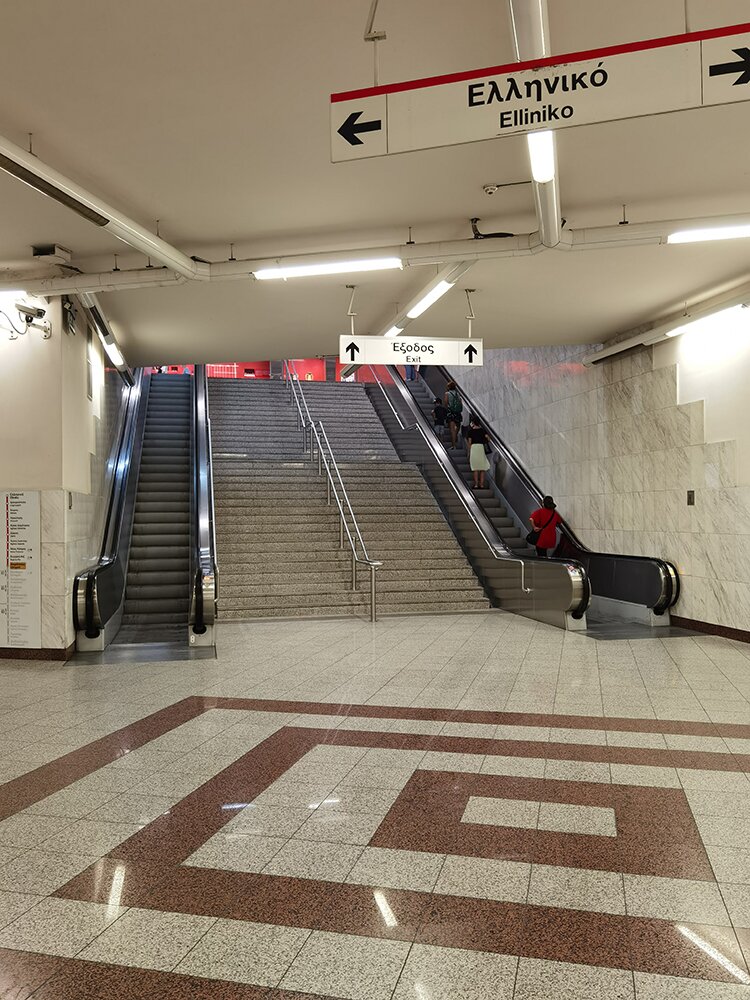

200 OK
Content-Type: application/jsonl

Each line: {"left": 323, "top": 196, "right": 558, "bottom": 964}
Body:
{"left": 0, "top": 0, "right": 748, "bottom": 363}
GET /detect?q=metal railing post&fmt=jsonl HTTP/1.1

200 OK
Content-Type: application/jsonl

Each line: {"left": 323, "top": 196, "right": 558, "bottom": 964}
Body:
{"left": 327, "top": 477, "right": 331, "bottom": 505}
{"left": 318, "top": 443, "right": 322, "bottom": 477}
{"left": 370, "top": 564, "right": 377, "bottom": 623}
{"left": 339, "top": 515, "right": 345, "bottom": 548}
{"left": 351, "top": 550, "right": 357, "bottom": 590}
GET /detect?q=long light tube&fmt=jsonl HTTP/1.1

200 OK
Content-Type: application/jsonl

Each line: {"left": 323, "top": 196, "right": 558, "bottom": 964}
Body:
{"left": 254, "top": 257, "right": 402, "bottom": 280}
{"left": 668, "top": 224, "right": 750, "bottom": 245}
{"left": 527, "top": 130, "right": 556, "bottom": 183}
{"left": 384, "top": 325, "right": 403, "bottom": 338}
{"left": 98, "top": 332, "right": 125, "bottom": 367}
{"left": 406, "top": 280, "right": 453, "bottom": 319}
{"left": 665, "top": 304, "right": 746, "bottom": 338}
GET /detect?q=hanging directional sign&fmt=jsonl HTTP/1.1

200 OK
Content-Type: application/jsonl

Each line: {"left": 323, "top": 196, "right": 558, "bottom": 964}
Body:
{"left": 339, "top": 334, "right": 483, "bottom": 367}
{"left": 331, "top": 22, "right": 750, "bottom": 161}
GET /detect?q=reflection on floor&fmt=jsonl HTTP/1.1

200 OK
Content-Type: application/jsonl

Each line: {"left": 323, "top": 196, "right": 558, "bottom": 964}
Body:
{"left": 1, "top": 612, "right": 750, "bottom": 998}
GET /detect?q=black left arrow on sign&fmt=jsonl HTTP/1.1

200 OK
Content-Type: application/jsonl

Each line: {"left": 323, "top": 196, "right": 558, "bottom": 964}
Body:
{"left": 463, "top": 344, "right": 478, "bottom": 364}
{"left": 337, "top": 111, "right": 382, "bottom": 146}
{"left": 345, "top": 342, "right": 360, "bottom": 361}
{"left": 709, "top": 47, "right": 750, "bottom": 86}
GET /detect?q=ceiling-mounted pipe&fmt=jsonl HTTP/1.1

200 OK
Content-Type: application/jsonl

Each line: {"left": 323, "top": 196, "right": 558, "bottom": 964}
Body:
{"left": 3, "top": 211, "right": 750, "bottom": 297}
{"left": 0, "top": 133, "right": 209, "bottom": 280}
{"left": 507, "top": 0, "right": 562, "bottom": 248}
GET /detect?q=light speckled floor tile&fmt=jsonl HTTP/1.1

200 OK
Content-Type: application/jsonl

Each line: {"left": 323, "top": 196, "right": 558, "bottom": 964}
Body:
{"left": 706, "top": 846, "right": 750, "bottom": 885}
{"left": 176, "top": 918, "right": 310, "bottom": 985}
{"left": 0, "top": 897, "right": 125, "bottom": 957}
{"left": 515, "top": 957, "right": 635, "bottom": 999}
{"left": 0, "top": 813, "right": 75, "bottom": 848}
{"left": 224, "top": 804, "right": 310, "bottom": 838}
{"left": 78, "top": 907, "right": 216, "bottom": 970}
{"left": 538, "top": 801, "right": 617, "bottom": 837}
{"left": 544, "top": 760, "right": 611, "bottom": 784}
{"left": 346, "top": 847, "right": 444, "bottom": 892}
{"left": 435, "top": 855, "right": 530, "bottom": 903}
{"left": 480, "top": 755, "right": 546, "bottom": 778}
{"left": 86, "top": 793, "right": 174, "bottom": 825}
{"left": 624, "top": 874, "right": 731, "bottom": 924}
{"left": 634, "top": 971, "right": 750, "bottom": 998}
{"left": 0, "top": 890, "right": 40, "bottom": 931}
{"left": 610, "top": 764, "right": 680, "bottom": 788}
{"left": 280, "top": 929, "right": 410, "bottom": 1000}
{"left": 295, "top": 810, "right": 385, "bottom": 846}
{"left": 184, "top": 833, "right": 287, "bottom": 873}
{"left": 419, "top": 751, "right": 485, "bottom": 772}
{"left": 462, "top": 795, "right": 539, "bottom": 829}
{"left": 263, "top": 838, "right": 363, "bottom": 881}
{"left": 529, "top": 864, "right": 626, "bottom": 915}
{"left": 39, "top": 818, "right": 141, "bottom": 857}
{"left": 392, "top": 943, "right": 517, "bottom": 1000}
{"left": 0, "top": 849, "right": 101, "bottom": 894}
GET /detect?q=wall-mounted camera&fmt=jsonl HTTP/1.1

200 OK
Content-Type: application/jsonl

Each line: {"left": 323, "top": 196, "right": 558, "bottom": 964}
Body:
{"left": 16, "top": 303, "right": 47, "bottom": 320}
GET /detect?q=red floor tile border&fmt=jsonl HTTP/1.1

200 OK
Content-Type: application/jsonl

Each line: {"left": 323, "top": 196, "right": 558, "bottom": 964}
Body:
{"left": 49, "top": 725, "right": 749, "bottom": 983}
{"left": 0, "top": 948, "right": 321, "bottom": 999}
{"left": 0, "top": 697, "right": 209, "bottom": 821}
{"left": 374, "top": 770, "right": 713, "bottom": 878}
{"left": 4, "top": 695, "right": 748, "bottom": 831}
{"left": 208, "top": 695, "right": 750, "bottom": 739}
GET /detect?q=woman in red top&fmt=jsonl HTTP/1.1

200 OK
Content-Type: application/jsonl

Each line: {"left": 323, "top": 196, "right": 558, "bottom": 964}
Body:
{"left": 529, "top": 496, "right": 561, "bottom": 558}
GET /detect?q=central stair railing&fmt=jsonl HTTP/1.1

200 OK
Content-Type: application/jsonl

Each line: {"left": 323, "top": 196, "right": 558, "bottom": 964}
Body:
{"left": 282, "top": 361, "right": 382, "bottom": 622}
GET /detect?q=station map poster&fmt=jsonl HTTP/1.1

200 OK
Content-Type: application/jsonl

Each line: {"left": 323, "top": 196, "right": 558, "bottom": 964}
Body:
{"left": 0, "top": 491, "right": 42, "bottom": 648}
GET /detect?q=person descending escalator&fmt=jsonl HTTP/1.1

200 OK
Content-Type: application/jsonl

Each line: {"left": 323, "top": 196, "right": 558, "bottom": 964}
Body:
{"left": 528, "top": 496, "right": 562, "bottom": 558}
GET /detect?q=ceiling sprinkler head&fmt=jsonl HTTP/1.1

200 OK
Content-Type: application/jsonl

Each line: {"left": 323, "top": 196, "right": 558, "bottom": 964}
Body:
{"left": 482, "top": 184, "right": 499, "bottom": 196}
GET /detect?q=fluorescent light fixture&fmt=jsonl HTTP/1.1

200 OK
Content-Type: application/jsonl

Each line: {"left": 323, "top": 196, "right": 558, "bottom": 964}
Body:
{"left": 407, "top": 280, "right": 453, "bottom": 319}
{"left": 527, "top": 130, "right": 556, "bottom": 184}
{"left": 384, "top": 325, "right": 403, "bottom": 338}
{"left": 99, "top": 334, "right": 124, "bottom": 367}
{"left": 677, "top": 926, "right": 750, "bottom": 984}
{"left": 665, "top": 304, "right": 744, "bottom": 337}
{"left": 668, "top": 224, "right": 750, "bottom": 245}
{"left": 254, "top": 257, "right": 402, "bottom": 280}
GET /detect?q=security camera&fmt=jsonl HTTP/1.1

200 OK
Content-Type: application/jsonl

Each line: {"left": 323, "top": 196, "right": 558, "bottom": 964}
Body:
{"left": 16, "top": 303, "right": 46, "bottom": 320}
{"left": 482, "top": 184, "right": 499, "bottom": 195}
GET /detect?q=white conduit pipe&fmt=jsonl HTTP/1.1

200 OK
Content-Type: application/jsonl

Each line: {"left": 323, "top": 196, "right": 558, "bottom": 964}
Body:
{"left": 0, "top": 134, "right": 209, "bottom": 280}
{"left": 2, "top": 211, "right": 750, "bottom": 297}
{"left": 507, "top": 0, "right": 562, "bottom": 248}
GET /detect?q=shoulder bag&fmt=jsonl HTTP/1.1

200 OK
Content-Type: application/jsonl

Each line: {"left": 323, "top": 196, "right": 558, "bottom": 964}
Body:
{"left": 526, "top": 511, "right": 556, "bottom": 546}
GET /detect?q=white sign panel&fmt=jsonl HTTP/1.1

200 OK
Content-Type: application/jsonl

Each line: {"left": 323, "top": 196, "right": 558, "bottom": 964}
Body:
{"left": 339, "top": 334, "right": 483, "bottom": 367}
{"left": 331, "top": 24, "right": 750, "bottom": 161}
{"left": 0, "top": 491, "right": 42, "bottom": 649}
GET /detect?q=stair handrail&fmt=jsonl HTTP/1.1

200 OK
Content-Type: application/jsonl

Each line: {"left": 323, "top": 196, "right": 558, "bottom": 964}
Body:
{"left": 425, "top": 365, "right": 678, "bottom": 615}
{"left": 282, "top": 360, "right": 382, "bottom": 622}
{"left": 367, "top": 364, "right": 590, "bottom": 617}
{"left": 189, "top": 365, "right": 218, "bottom": 638}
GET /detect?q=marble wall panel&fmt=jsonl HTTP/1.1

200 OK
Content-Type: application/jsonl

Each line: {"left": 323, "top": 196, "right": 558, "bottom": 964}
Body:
{"left": 453, "top": 342, "right": 749, "bottom": 632}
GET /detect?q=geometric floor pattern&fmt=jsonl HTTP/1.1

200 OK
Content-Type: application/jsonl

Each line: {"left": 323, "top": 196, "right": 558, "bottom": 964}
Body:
{"left": 1, "top": 612, "right": 750, "bottom": 998}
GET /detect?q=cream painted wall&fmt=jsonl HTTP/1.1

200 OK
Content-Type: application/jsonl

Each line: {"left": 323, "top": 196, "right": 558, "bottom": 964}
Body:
{"left": 653, "top": 308, "right": 750, "bottom": 486}
{"left": 1, "top": 296, "right": 119, "bottom": 651}
{"left": 0, "top": 297, "right": 62, "bottom": 489}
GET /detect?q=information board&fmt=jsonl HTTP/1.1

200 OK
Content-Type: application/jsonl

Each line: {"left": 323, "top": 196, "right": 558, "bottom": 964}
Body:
{"left": 0, "top": 491, "right": 42, "bottom": 648}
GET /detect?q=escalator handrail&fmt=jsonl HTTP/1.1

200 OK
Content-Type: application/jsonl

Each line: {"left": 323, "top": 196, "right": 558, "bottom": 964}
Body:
{"left": 190, "top": 365, "right": 218, "bottom": 633}
{"left": 73, "top": 369, "right": 146, "bottom": 634}
{"left": 430, "top": 365, "right": 679, "bottom": 612}
{"left": 371, "top": 365, "right": 590, "bottom": 616}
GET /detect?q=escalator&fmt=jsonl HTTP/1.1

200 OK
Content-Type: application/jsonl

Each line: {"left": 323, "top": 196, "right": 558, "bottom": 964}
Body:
{"left": 73, "top": 367, "right": 217, "bottom": 653}
{"left": 117, "top": 374, "right": 192, "bottom": 643}
{"left": 379, "top": 364, "right": 679, "bottom": 634}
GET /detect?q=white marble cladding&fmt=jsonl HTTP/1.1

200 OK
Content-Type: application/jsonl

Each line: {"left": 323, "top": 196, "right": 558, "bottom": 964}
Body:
{"left": 453, "top": 345, "right": 750, "bottom": 631}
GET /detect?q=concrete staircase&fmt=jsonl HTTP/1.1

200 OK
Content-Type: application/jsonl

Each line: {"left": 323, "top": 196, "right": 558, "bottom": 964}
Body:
{"left": 209, "top": 379, "right": 304, "bottom": 459}
{"left": 293, "top": 381, "right": 398, "bottom": 461}
{"left": 208, "top": 377, "right": 490, "bottom": 620}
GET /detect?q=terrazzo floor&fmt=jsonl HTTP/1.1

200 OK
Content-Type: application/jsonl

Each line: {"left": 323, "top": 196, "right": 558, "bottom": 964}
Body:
{"left": 1, "top": 611, "right": 750, "bottom": 998}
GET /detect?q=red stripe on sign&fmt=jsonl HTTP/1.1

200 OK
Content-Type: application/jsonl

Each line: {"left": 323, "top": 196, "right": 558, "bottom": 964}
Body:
{"left": 331, "top": 20, "right": 750, "bottom": 103}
